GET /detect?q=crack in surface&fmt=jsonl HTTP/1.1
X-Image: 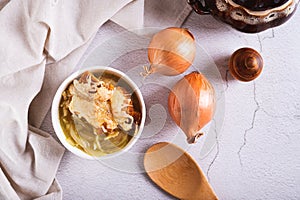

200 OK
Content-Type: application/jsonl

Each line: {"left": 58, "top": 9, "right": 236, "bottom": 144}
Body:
{"left": 206, "top": 119, "right": 220, "bottom": 182}
{"left": 225, "top": 69, "right": 229, "bottom": 91}
{"left": 261, "top": 108, "right": 290, "bottom": 119}
{"left": 262, "top": 29, "right": 275, "bottom": 41}
{"left": 257, "top": 34, "right": 263, "bottom": 53}
{"left": 255, "top": 29, "right": 274, "bottom": 55}
{"left": 238, "top": 82, "right": 260, "bottom": 167}
{"left": 260, "top": 108, "right": 292, "bottom": 140}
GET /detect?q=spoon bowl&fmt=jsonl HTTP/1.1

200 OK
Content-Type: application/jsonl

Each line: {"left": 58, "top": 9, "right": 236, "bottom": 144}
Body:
{"left": 144, "top": 142, "right": 218, "bottom": 200}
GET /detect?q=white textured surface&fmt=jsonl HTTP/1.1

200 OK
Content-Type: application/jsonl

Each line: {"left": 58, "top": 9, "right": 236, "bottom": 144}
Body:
{"left": 41, "top": 10, "right": 300, "bottom": 200}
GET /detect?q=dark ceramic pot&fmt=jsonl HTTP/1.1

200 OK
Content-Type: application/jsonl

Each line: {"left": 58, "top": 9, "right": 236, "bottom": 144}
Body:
{"left": 188, "top": 0, "right": 299, "bottom": 33}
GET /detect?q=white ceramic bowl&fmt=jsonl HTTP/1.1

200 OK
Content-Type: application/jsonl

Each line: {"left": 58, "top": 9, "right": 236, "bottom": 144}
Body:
{"left": 51, "top": 66, "right": 146, "bottom": 159}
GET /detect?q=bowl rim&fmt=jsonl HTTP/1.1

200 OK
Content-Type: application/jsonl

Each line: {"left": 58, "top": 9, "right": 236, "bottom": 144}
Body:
{"left": 227, "top": 0, "right": 296, "bottom": 16}
{"left": 51, "top": 66, "right": 146, "bottom": 160}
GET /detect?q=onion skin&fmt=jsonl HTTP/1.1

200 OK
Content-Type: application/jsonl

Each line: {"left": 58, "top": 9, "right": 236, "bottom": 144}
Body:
{"left": 168, "top": 71, "right": 216, "bottom": 143}
{"left": 148, "top": 27, "right": 196, "bottom": 76}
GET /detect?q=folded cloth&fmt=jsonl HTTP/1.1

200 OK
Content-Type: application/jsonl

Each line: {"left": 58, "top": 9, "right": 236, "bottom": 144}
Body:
{"left": 144, "top": 0, "right": 192, "bottom": 28}
{"left": 0, "top": 0, "right": 134, "bottom": 199}
{"left": 0, "top": 0, "right": 192, "bottom": 199}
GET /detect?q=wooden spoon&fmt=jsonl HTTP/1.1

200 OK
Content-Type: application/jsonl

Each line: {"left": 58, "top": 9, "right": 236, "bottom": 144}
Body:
{"left": 144, "top": 142, "right": 218, "bottom": 200}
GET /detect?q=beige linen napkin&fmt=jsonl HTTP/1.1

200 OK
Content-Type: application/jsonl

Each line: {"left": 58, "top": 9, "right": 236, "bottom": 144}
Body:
{"left": 144, "top": 0, "right": 192, "bottom": 28}
{"left": 0, "top": 0, "right": 134, "bottom": 199}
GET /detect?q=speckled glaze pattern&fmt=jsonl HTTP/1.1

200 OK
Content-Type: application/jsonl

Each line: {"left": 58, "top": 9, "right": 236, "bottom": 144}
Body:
{"left": 188, "top": 0, "right": 299, "bottom": 33}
